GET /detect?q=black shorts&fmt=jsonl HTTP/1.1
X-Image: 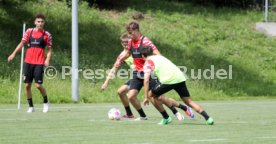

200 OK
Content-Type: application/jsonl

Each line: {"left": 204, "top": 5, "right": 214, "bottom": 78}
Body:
{"left": 129, "top": 71, "right": 158, "bottom": 92}
{"left": 151, "top": 80, "right": 190, "bottom": 98}
{"left": 129, "top": 71, "right": 144, "bottom": 91}
{"left": 24, "top": 63, "right": 44, "bottom": 84}
{"left": 124, "top": 80, "right": 131, "bottom": 86}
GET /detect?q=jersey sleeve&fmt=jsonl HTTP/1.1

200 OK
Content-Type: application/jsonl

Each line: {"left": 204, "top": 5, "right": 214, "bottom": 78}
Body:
{"left": 21, "top": 28, "right": 32, "bottom": 43}
{"left": 142, "top": 37, "right": 157, "bottom": 51}
{"left": 143, "top": 59, "right": 155, "bottom": 74}
{"left": 45, "top": 31, "right": 52, "bottom": 48}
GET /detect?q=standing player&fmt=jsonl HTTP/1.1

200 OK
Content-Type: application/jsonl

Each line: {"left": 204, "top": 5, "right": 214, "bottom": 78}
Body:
{"left": 8, "top": 14, "right": 52, "bottom": 113}
{"left": 141, "top": 46, "right": 214, "bottom": 125}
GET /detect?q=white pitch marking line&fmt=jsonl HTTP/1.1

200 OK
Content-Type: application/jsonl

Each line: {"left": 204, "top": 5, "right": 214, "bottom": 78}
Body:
{"left": 89, "top": 119, "right": 109, "bottom": 122}
{"left": 202, "top": 101, "right": 276, "bottom": 105}
{"left": 257, "top": 136, "right": 276, "bottom": 139}
{"left": 132, "top": 143, "right": 152, "bottom": 144}
{"left": 0, "top": 109, "right": 17, "bottom": 111}
{"left": 1, "top": 101, "right": 275, "bottom": 111}
{"left": 189, "top": 138, "right": 227, "bottom": 142}
{"left": 0, "top": 105, "right": 115, "bottom": 111}
{"left": 230, "top": 121, "right": 249, "bottom": 124}
{"left": 0, "top": 119, "right": 27, "bottom": 121}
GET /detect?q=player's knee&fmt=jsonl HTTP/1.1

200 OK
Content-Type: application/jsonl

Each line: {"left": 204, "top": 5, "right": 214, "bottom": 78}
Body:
{"left": 128, "top": 93, "right": 137, "bottom": 100}
{"left": 25, "top": 84, "right": 31, "bottom": 90}
{"left": 149, "top": 91, "right": 156, "bottom": 97}
{"left": 117, "top": 89, "right": 126, "bottom": 96}
{"left": 157, "top": 96, "right": 163, "bottom": 100}
{"left": 117, "top": 89, "right": 122, "bottom": 95}
{"left": 35, "top": 83, "right": 42, "bottom": 89}
{"left": 150, "top": 90, "right": 160, "bottom": 98}
{"left": 182, "top": 97, "right": 192, "bottom": 104}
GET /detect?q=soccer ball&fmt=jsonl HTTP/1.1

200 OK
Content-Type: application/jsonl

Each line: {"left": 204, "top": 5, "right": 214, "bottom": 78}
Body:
{"left": 108, "top": 108, "right": 121, "bottom": 120}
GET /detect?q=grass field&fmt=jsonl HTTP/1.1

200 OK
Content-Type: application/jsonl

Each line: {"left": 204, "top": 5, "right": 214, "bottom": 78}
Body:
{"left": 0, "top": 100, "right": 276, "bottom": 144}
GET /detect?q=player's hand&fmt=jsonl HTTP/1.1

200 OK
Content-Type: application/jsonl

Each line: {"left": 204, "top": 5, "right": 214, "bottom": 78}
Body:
{"left": 143, "top": 98, "right": 149, "bottom": 106}
{"left": 44, "top": 60, "right": 50, "bottom": 67}
{"left": 8, "top": 54, "right": 15, "bottom": 62}
{"left": 101, "top": 83, "right": 108, "bottom": 91}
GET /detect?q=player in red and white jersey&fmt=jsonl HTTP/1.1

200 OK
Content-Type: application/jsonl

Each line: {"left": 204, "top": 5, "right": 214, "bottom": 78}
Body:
{"left": 113, "top": 21, "right": 160, "bottom": 120}
{"left": 8, "top": 14, "right": 52, "bottom": 113}
{"left": 126, "top": 35, "right": 158, "bottom": 72}
{"left": 22, "top": 27, "right": 52, "bottom": 65}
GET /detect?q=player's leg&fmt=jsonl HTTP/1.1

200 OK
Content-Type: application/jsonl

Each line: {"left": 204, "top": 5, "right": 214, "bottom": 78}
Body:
{"left": 166, "top": 97, "right": 194, "bottom": 118}
{"left": 34, "top": 64, "right": 49, "bottom": 113}
{"left": 174, "top": 81, "right": 214, "bottom": 125}
{"left": 25, "top": 83, "right": 34, "bottom": 113}
{"left": 117, "top": 80, "right": 134, "bottom": 118}
{"left": 149, "top": 92, "right": 173, "bottom": 125}
{"left": 160, "top": 96, "right": 194, "bottom": 120}
{"left": 150, "top": 83, "right": 175, "bottom": 124}
{"left": 128, "top": 78, "right": 147, "bottom": 120}
{"left": 154, "top": 94, "right": 185, "bottom": 120}
{"left": 148, "top": 78, "right": 183, "bottom": 119}
{"left": 24, "top": 63, "right": 34, "bottom": 113}
{"left": 151, "top": 81, "right": 174, "bottom": 119}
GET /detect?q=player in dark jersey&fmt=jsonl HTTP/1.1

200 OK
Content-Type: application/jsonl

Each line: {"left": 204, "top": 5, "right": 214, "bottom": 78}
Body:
{"left": 8, "top": 14, "right": 52, "bottom": 113}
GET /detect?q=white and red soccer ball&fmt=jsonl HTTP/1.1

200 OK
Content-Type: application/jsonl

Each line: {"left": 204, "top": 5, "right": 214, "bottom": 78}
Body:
{"left": 108, "top": 108, "right": 121, "bottom": 120}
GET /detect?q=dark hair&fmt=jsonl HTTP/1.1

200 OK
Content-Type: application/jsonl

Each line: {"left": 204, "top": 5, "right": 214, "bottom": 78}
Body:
{"left": 126, "top": 21, "right": 139, "bottom": 31}
{"left": 141, "top": 46, "right": 153, "bottom": 58}
{"left": 35, "top": 13, "right": 46, "bottom": 20}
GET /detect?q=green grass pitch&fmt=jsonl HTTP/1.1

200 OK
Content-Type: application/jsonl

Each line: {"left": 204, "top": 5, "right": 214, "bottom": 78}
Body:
{"left": 0, "top": 100, "right": 276, "bottom": 144}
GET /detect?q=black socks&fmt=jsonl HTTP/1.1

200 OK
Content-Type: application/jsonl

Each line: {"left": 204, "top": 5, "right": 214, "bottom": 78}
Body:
{"left": 160, "top": 111, "right": 169, "bottom": 119}
{"left": 125, "top": 106, "right": 133, "bottom": 116}
{"left": 137, "top": 108, "right": 146, "bottom": 117}
{"left": 178, "top": 104, "right": 187, "bottom": 111}
{"left": 200, "top": 111, "right": 210, "bottom": 120}
{"left": 43, "top": 95, "right": 48, "bottom": 103}
{"left": 169, "top": 106, "right": 178, "bottom": 114}
{"left": 27, "top": 98, "right": 33, "bottom": 107}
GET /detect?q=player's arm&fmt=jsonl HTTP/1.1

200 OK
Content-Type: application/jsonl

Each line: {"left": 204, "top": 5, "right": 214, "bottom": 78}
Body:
{"left": 143, "top": 59, "right": 155, "bottom": 105}
{"left": 44, "top": 47, "right": 52, "bottom": 67}
{"left": 44, "top": 33, "right": 52, "bottom": 67}
{"left": 8, "top": 28, "right": 30, "bottom": 62}
{"left": 153, "top": 49, "right": 160, "bottom": 55}
{"left": 101, "top": 65, "right": 118, "bottom": 91}
{"left": 114, "top": 50, "right": 130, "bottom": 68}
{"left": 8, "top": 41, "right": 25, "bottom": 62}
{"left": 143, "top": 72, "right": 151, "bottom": 106}
{"left": 143, "top": 37, "right": 160, "bottom": 55}
{"left": 143, "top": 59, "right": 154, "bottom": 106}
{"left": 101, "top": 50, "right": 129, "bottom": 90}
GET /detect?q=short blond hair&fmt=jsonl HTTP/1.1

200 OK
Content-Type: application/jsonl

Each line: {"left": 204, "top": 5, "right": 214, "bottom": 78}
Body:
{"left": 120, "top": 32, "right": 130, "bottom": 42}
